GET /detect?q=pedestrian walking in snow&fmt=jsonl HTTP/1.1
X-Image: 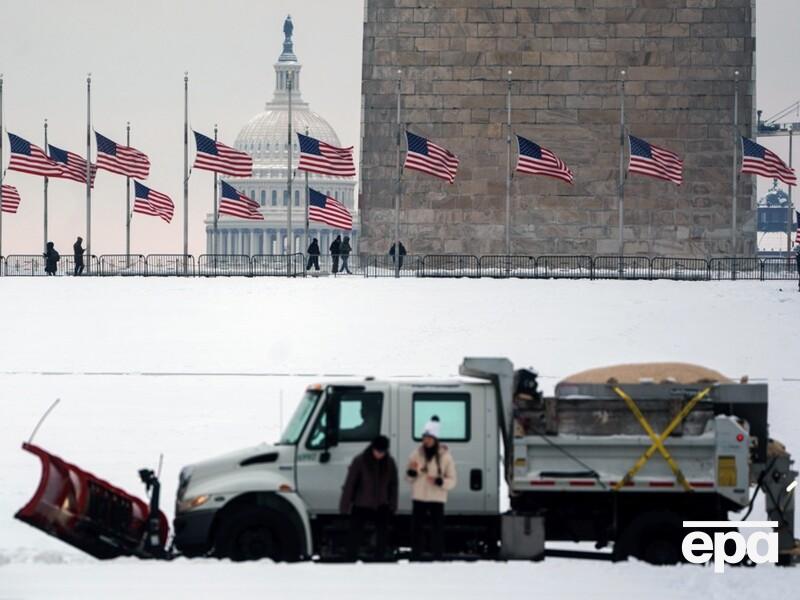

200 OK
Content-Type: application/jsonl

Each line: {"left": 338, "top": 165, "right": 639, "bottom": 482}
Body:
{"left": 340, "top": 435, "right": 398, "bottom": 561}
{"left": 389, "top": 241, "right": 406, "bottom": 270}
{"left": 340, "top": 236, "right": 353, "bottom": 274}
{"left": 795, "top": 244, "right": 800, "bottom": 292}
{"left": 73, "top": 236, "right": 85, "bottom": 276}
{"left": 330, "top": 235, "right": 342, "bottom": 274}
{"left": 405, "top": 416, "right": 456, "bottom": 560}
{"left": 44, "top": 242, "right": 60, "bottom": 276}
{"left": 306, "top": 238, "right": 320, "bottom": 271}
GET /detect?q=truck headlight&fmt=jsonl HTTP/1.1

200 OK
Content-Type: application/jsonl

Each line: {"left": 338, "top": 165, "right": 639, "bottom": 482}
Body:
{"left": 178, "top": 494, "right": 210, "bottom": 513}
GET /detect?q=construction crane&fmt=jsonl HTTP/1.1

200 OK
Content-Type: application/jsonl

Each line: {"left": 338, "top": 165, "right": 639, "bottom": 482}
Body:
{"left": 757, "top": 101, "right": 798, "bottom": 258}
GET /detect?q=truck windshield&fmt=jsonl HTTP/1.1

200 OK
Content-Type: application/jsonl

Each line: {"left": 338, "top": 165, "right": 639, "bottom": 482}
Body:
{"left": 277, "top": 389, "right": 321, "bottom": 445}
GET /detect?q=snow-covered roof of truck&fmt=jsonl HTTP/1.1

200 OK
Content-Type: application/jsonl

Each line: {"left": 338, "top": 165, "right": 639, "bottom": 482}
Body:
{"left": 559, "top": 362, "right": 732, "bottom": 386}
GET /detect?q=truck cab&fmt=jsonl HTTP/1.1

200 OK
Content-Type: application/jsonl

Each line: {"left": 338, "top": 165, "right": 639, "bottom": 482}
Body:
{"left": 173, "top": 378, "right": 501, "bottom": 561}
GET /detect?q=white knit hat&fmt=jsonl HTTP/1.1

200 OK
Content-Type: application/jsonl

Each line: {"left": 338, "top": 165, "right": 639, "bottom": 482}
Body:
{"left": 422, "top": 418, "right": 441, "bottom": 439}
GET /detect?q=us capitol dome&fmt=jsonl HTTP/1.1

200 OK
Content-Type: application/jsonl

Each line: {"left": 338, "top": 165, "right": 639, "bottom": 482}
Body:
{"left": 205, "top": 15, "right": 358, "bottom": 256}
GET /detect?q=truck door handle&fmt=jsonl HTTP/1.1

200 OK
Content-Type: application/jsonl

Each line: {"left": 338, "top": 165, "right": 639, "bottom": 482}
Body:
{"left": 470, "top": 469, "right": 482, "bottom": 491}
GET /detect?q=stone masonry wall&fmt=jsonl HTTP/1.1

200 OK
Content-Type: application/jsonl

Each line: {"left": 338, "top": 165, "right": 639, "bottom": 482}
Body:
{"left": 359, "top": 0, "right": 756, "bottom": 257}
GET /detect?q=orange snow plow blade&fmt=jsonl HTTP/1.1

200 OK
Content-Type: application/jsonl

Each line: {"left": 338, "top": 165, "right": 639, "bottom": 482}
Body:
{"left": 14, "top": 443, "right": 168, "bottom": 559}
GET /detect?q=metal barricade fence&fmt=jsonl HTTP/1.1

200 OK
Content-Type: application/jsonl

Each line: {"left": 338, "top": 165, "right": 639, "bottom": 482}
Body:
{"left": 363, "top": 254, "right": 422, "bottom": 277}
{"left": 420, "top": 255, "right": 480, "bottom": 278}
{"left": 251, "top": 254, "right": 305, "bottom": 277}
{"left": 99, "top": 255, "right": 147, "bottom": 276}
{"left": 593, "top": 256, "right": 651, "bottom": 280}
{"left": 198, "top": 254, "right": 251, "bottom": 277}
{"left": 146, "top": 255, "right": 195, "bottom": 277}
{"left": 650, "top": 257, "right": 710, "bottom": 281}
{"left": 708, "top": 257, "right": 761, "bottom": 281}
{"left": 479, "top": 255, "right": 537, "bottom": 279}
{"left": 536, "top": 255, "right": 593, "bottom": 279}
{"left": 0, "top": 252, "right": 794, "bottom": 282}
{"left": 761, "top": 257, "right": 799, "bottom": 281}
{"left": 5, "top": 254, "right": 99, "bottom": 276}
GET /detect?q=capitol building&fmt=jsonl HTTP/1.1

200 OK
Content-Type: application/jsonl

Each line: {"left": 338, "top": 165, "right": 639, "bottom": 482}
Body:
{"left": 205, "top": 16, "right": 358, "bottom": 256}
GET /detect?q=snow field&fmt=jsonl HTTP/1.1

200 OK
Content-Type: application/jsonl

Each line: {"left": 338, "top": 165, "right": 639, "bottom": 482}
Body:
{"left": 0, "top": 277, "right": 798, "bottom": 598}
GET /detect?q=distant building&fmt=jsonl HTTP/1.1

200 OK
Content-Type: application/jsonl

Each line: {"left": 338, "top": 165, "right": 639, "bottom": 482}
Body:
{"left": 205, "top": 15, "right": 358, "bottom": 256}
{"left": 756, "top": 179, "right": 796, "bottom": 257}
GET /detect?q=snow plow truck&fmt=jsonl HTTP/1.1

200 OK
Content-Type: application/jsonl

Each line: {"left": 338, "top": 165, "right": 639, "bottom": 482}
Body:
{"left": 16, "top": 358, "right": 799, "bottom": 566}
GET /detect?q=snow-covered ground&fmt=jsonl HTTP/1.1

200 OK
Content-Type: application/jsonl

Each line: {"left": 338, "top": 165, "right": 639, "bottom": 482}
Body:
{"left": 1, "top": 277, "right": 798, "bottom": 599}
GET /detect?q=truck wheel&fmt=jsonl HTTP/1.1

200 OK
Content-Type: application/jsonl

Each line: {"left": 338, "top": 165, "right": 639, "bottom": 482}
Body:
{"left": 216, "top": 507, "right": 300, "bottom": 562}
{"left": 614, "top": 511, "right": 683, "bottom": 565}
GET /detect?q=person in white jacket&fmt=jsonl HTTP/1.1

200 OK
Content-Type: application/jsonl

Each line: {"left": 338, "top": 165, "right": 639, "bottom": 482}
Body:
{"left": 405, "top": 416, "right": 457, "bottom": 559}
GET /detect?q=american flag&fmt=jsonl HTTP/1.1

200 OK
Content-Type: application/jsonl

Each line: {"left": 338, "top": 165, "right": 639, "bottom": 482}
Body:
{"left": 133, "top": 181, "right": 174, "bottom": 223}
{"left": 741, "top": 137, "right": 797, "bottom": 186}
{"left": 193, "top": 131, "right": 253, "bottom": 177}
{"left": 48, "top": 144, "right": 98, "bottom": 187}
{"left": 219, "top": 180, "right": 263, "bottom": 221}
{"left": 7, "top": 132, "right": 63, "bottom": 177}
{"left": 1, "top": 184, "right": 21, "bottom": 213}
{"left": 404, "top": 131, "right": 459, "bottom": 184}
{"left": 308, "top": 188, "right": 353, "bottom": 230}
{"left": 297, "top": 133, "right": 356, "bottom": 177}
{"left": 628, "top": 135, "right": 683, "bottom": 185}
{"left": 95, "top": 132, "right": 150, "bottom": 179}
{"left": 515, "top": 135, "right": 573, "bottom": 184}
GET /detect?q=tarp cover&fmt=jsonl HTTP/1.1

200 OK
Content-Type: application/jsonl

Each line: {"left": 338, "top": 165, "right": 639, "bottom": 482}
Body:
{"left": 559, "top": 362, "right": 731, "bottom": 385}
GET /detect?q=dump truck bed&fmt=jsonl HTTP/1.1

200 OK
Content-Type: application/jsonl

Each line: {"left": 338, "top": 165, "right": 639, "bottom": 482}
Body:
{"left": 509, "top": 375, "right": 768, "bottom": 507}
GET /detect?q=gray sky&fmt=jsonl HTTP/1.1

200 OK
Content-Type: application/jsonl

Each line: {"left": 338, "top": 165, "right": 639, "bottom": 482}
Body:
{"left": 0, "top": 0, "right": 797, "bottom": 255}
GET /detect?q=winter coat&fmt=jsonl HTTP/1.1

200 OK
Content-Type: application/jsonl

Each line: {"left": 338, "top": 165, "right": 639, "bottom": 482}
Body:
{"left": 340, "top": 448, "right": 399, "bottom": 514}
{"left": 405, "top": 444, "right": 457, "bottom": 504}
{"left": 330, "top": 239, "right": 341, "bottom": 255}
{"left": 389, "top": 243, "right": 407, "bottom": 257}
{"left": 73, "top": 241, "right": 84, "bottom": 262}
{"left": 44, "top": 246, "right": 60, "bottom": 274}
{"left": 340, "top": 239, "right": 352, "bottom": 256}
{"left": 308, "top": 240, "right": 320, "bottom": 256}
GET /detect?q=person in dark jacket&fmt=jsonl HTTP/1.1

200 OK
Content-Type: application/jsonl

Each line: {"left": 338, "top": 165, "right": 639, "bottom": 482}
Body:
{"left": 44, "top": 242, "right": 60, "bottom": 276}
{"left": 340, "top": 435, "right": 398, "bottom": 561}
{"left": 73, "top": 237, "right": 85, "bottom": 276}
{"left": 306, "top": 238, "right": 320, "bottom": 271}
{"left": 794, "top": 244, "right": 800, "bottom": 292}
{"left": 389, "top": 241, "right": 407, "bottom": 269}
{"left": 329, "top": 235, "right": 342, "bottom": 274}
{"left": 340, "top": 236, "right": 353, "bottom": 274}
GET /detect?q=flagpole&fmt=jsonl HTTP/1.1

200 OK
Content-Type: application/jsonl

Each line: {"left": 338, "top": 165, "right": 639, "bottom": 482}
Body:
{"left": 786, "top": 125, "right": 793, "bottom": 259}
{"left": 731, "top": 70, "right": 739, "bottom": 279}
{"left": 505, "top": 70, "right": 512, "bottom": 256}
{"left": 287, "top": 71, "right": 293, "bottom": 255}
{"left": 213, "top": 123, "right": 218, "bottom": 255}
{"left": 126, "top": 121, "right": 131, "bottom": 265}
{"left": 304, "top": 126, "right": 309, "bottom": 256}
{"left": 86, "top": 73, "right": 92, "bottom": 269}
{"left": 618, "top": 69, "right": 626, "bottom": 275}
{"left": 732, "top": 70, "right": 740, "bottom": 254}
{"left": 44, "top": 118, "right": 49, "bottom": 253}
{"left": 183, "top": 72, "right": 189, "bottom": 272}
{"left": 394, "top": 69, "right": 402, "bottom": 278}
{"left": 0, "top": 73, "right": 3, "bottom": 259}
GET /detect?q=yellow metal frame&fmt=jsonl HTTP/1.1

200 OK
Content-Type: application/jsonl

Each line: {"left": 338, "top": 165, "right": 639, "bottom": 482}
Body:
{"left": 611, "top": 385, "right": 713, "bottom": 492}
